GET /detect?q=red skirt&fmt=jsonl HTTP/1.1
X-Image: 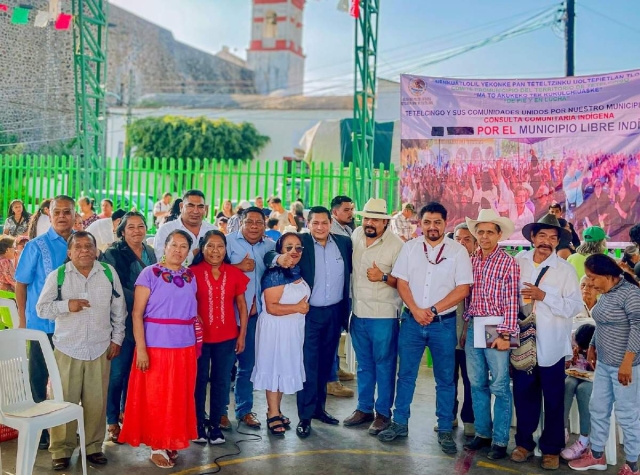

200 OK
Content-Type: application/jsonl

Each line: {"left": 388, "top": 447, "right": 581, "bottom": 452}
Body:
{"left": 119, "top": 346, "right": 197, "bottom": 450}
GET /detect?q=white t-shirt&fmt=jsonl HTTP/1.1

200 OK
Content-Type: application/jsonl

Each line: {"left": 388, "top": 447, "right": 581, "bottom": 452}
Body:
{"left": 152, "top": 217, "right": 217, "bottom": 265}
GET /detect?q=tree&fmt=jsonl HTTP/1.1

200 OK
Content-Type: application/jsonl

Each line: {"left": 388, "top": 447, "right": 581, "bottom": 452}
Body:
{"left": 126, "top": 116, "right": 270, "bottom": 161}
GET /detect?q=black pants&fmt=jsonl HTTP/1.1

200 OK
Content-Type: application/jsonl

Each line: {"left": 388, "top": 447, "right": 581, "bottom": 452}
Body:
{"left": 195, "top": 339, "right": 237, "bottom": 428}
{"left": 453, "top": 348, "right": 474, "bottom": 424}
{"left": 29, "top": 333, "right": 54, "bottom": 403}
{"left": 513, "top": 357, "right": 566, "bottom": 455}
{"left": 297, "top": 303, "right": 343, "bottom": 421}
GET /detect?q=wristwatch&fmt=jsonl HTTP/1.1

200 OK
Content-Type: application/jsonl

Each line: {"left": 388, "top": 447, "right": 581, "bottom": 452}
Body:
{"left": 382, "top": 273, "right": 389, "bottom": 283}
{"left": 430, "top": 306, "right": 438, "bottom": 316}
{"left": 501, "top": 333, "right": 511, "bottom": 341}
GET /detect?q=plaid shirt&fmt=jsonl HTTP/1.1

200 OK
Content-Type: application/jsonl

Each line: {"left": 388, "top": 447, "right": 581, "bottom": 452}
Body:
{"left": 393, "top": 213, "right": 413, "bottom": 240}
{"left": 464, "top": 246, "right": 520, "bottom": 335}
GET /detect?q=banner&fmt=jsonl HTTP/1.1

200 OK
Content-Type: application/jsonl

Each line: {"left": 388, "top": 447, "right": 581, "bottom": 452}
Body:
{"left": 400, "top": 70, "right": 640, "bottom": 243}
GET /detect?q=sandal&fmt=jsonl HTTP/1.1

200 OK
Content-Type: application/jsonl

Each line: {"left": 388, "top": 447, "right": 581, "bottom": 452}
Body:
{"left": 149, "top": 450, "right": 175, "bottom": 469}
{"left": 267, "top": 415, "right": 286, "bottom": 437}
{"left": 279, "top": 413, "right": 291, "bottom": 429}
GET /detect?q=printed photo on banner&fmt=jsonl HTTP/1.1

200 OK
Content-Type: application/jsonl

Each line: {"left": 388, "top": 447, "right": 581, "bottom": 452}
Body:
{"left": 400, "top": 70, "right": 640, "bottom": 244}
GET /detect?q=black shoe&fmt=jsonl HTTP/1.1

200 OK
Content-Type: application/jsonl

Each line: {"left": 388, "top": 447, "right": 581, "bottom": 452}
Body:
{"left": 39, "top": 429, "right": 50, "bottom": 450}
{"left": 296, "top": 419, "right": 312, "bottom": 438}
{"left": 208, "top": 426, "right": 225, "bottom": 445}
{"left": 192, "top": 425, "right": 208, "bottom": 445}
{"left": 438, "top": 431, "right": 458, "bottom": 454}
{"left": 312, "top": 410, "right": 339, "bottom": 425}
{"left": 464, "top": 436, "right": 492, "bottom": 451}
{"left": 487, "top": 444, "right": 508, "bottom": 460}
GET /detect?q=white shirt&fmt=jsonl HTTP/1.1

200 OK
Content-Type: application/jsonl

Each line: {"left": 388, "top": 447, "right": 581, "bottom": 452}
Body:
{"left": 36, "top": 214, "right": 51, "bottom": 237}
{"left": 36, "top": 261, "right": 126, "bottom": 361}
{"left": 85, "top": 217, "right": 115, "bottom": 251}
{"left": 515, "top": 250, "right": 583, "bottom": 367}
{"left": 392, "top": 236, "right": 474, "bottom": 314}
{"left": 153, "top": 217, "right": 217, "bottom": 265}
{"left": 351, "top": 226, "right": 404, "bottom": 318}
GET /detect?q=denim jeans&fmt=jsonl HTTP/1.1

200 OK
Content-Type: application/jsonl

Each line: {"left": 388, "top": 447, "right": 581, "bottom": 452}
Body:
{"left": 195, "top": 339, "right": 237, "bottom": 428}
{"left": 564, "top": 376, "right": 592, "bottom": 435}
{"left": 106, "top": 339, "right": 135, "bottom": 425}
{"left": 393, "top": 311, "right": 456, "bottom": 429}
{"left": 465, "top": 320, "right": 512, "bottom": 447}
{"left": 235, "top": 316, "right": 257, "bottom": 419}
{"left": 350, "top": 315, "right": 399, "bottom": 418}
{"left": 329, "top": 353, "right": 340, "bottom": 383}
{"left": 454, "top": 349, "right": 474, "bottom": 424}
{"left": 589, "top": 362, "right": 640, "bottom": 462}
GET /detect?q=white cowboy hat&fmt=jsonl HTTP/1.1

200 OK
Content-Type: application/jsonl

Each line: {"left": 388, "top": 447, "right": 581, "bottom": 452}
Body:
{"left": 465, "top": 208, "right": 515, "bottom": 241}
{"left": 355, "top": 198, "right": 394, "bottom": 220}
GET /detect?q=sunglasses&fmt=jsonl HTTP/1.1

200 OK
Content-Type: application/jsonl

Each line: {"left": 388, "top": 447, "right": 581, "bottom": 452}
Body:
{"left": 284, "top": 245, "right": 304, "bottom": 253}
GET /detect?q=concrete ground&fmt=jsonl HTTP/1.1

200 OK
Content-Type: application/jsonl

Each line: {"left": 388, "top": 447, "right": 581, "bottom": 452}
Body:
{"left": 0, "top": 364, "right": 625, "bottom": 475}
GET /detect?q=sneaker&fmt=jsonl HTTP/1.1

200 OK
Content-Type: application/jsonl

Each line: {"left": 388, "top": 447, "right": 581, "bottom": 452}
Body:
{"left": 219, "top": 415, "right": 232, "bottom": 431}
{"left": 487, "top": 444, "right": 508, "bottom": 460}
{"left": 208, "top": 426, "right": 225, "bottom": 445}
{"left": 377, "top": 421, "right": 409, "bottom": 442}
{"left": 338, "top": 368, "right": 355, "bottom": 381}
{"left": 192, "top": 425, "right": 208, "bottom": 445}
{"left": 433, "top": 419, "right": 459, "bottom": 432}
{"left": 568, "top": 449, "right": 607, "bottom": 471}
{"left": 561, "top": 439, "right": 588, "bottom": 461}
{"left": 327, "top": 381, "right": 354, "bottom": 398}
{"left": 438, "top": 431, "right": 457, "bottom": 454}
{"left": 618, "top": 464, "right": 640, "bottom": 475}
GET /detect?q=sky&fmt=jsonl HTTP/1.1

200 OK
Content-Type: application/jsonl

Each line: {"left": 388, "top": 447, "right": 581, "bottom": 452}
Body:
{"left": 109, "top": 0, "right": 640, "bottom": 95}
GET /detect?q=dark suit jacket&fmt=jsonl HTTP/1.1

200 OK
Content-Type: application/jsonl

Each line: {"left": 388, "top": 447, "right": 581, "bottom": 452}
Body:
{"left": 265, "top": 232, "right": 352, "bottom": 328}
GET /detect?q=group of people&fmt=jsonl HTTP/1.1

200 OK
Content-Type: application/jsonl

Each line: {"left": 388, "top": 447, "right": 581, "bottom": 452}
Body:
{"left": 6, "top": 186, "right": 640, "bottom": 475}
{"left": 399, "top": 144, "right": 640, "bottom": 242}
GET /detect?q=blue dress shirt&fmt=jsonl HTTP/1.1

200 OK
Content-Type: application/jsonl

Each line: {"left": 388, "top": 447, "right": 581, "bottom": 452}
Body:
{"left": 226, "top": 230, "right": 276, "bottom": 318}
{"left": 15, "top": 227, "right": 69, "bottom": 333}
{"left": 309, "top": 235, "right": 345, "bottom": 307}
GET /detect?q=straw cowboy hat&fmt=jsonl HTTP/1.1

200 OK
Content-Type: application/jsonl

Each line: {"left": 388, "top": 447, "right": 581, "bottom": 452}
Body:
{"left": 356, "top": 198, "right": 394, "bottom": 220}
{"left": 521, "top": 213, "right": 572, "bottom": 243}
{"left": 465, "top": 208, "right": 515, "bottom": 241}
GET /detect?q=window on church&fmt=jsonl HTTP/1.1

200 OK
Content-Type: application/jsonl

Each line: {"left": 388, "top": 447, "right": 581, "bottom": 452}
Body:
{"left": 264, "top": 10, "right": 277, "bottom": 38}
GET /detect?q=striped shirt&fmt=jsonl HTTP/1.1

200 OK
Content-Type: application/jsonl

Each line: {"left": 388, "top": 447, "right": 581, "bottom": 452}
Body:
{"left": 590, "top": 279, "right": 640, "bottom": 367}
{"left": 464, "top": 246, "right": 520, "bottom": 335}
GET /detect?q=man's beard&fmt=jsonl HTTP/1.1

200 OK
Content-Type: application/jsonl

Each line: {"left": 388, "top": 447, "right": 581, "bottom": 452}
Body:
{"left": 364, "top": 227, "right": 378, "bottom": 238}
{"left": 426, "top": 230, "right": 442, "bottom": 242}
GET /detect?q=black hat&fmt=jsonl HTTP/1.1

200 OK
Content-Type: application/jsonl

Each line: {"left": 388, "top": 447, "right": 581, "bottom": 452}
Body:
{"left": 521, "top": 213, "right": 572, "bottom": 244}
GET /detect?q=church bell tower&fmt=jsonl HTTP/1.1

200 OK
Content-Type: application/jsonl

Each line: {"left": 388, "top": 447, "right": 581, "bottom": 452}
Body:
{"left": 247, "top": 0, "right": 306, "bottom": 96}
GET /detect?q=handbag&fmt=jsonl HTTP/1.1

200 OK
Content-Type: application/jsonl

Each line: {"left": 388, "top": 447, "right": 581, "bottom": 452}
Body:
{"left": 510, "top": 266, "right": 549, "bottom": 374}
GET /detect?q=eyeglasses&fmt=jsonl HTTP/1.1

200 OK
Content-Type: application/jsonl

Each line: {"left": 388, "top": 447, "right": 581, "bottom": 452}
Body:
{"left": 243, "top": 220, "right": 264, "bottom": 227}
{"left": 284, "top": 245, "right": 304, "bottom": 253}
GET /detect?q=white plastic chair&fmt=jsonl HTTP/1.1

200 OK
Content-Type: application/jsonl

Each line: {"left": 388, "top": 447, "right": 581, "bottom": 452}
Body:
{"left": 0, "top": 298, "right": 20, "bottom": 329}
{"left": 0, "top": 329, "right": 87, "bottom": 475}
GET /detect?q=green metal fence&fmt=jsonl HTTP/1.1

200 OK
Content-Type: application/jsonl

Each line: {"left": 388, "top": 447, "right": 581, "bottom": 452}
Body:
{"left": 0, "top": 155, "right": 399, "bottom": 232}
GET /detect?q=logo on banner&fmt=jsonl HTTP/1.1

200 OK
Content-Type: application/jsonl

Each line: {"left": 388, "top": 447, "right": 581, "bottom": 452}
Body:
{"left": 409, "top": 78, "right": 427, "bottom": 96}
